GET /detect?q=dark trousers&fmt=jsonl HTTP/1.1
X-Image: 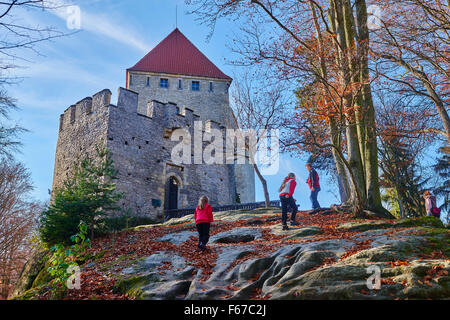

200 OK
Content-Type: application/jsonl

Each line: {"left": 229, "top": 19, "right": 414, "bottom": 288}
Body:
{"left": 310, "top": 187, "right": 321, "bottom": 209}
{"left": 280, "top": 195, "right": 298, "bottom": 225}
{"left": 196, "top": 223, "right": 210, "bottom": 248}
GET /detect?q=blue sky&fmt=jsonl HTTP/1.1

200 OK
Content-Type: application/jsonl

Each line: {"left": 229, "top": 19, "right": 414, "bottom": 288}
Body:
{"left": 6, "top": 0, "right": 345, "bottom": 209}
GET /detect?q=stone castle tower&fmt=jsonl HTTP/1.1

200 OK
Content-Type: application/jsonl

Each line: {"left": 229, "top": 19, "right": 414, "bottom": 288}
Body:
{"left": 51, "top": 28, "right": 255, "bottom": 220}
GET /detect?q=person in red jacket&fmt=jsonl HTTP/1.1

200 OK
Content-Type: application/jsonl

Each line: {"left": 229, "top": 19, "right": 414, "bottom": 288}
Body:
{"left": 194, "top": 196, "right": 214, "bottom": 252}
{"left": 278, "top": 173, "right": 299, "bottom": 230}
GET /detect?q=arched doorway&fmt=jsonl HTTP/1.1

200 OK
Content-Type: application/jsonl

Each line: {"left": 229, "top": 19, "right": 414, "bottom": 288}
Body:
{"left": 164, "top": 176, "right": 179, "bottom": 210}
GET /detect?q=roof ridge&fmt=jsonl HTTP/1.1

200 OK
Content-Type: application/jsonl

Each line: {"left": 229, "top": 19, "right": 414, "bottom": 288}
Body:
{"left": 127, "top": 28, "right": 232, "bottom": 81}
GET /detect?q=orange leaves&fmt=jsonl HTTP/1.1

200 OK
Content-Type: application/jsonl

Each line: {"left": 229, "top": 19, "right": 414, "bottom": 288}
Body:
{"left": 306, "top": 256, "right": 337, "bottom": 273}
{"left": 381, "top": 278, "right": 396, "bottom": 285}
{"left": 388, "top": 260, "right": 410, "bottom": 267}
{"left": 339, "top": 240, "right": 373, "bottom": 261}
{"left": 418, "top": 250, "right": 446, "bottom": 260}
{"left": 64, "top": 269, "right": 129, "bottom": 300}
{"left": 226, "top": 284, "right": 240, "bottom": 291}
{"left": 422, "top": 264, "right": 448, "bottom": 287}
{"left": 249, "top": 288, "right": 272, "bottom": 300}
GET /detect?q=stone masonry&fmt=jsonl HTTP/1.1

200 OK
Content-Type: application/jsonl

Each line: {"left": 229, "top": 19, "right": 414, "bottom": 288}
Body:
{"left": 52, "top": 87, "right": 253, "bottom": 220}
{"left": 52, "top": 28, "right": 255, "bottom": 220}
{"left": 126, "top": 72, "right": 255, "bottom": 205}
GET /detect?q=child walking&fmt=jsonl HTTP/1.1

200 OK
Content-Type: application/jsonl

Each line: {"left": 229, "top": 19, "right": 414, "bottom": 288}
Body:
{"left": 194, "top": 196, "right": 214, "bottom": 252}
{"left": 279, "top": 173, "right": 299, "bottom": 230}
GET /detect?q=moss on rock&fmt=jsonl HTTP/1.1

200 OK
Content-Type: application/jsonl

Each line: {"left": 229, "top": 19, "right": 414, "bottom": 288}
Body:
{"left": 10, "top": 248, "right": 49, "bottom": 299}
{"left": 113, "top": 274, "right": 159, "bottom": 299}
{"left": 339, "top": 216, "right": 445, "bottom": 233}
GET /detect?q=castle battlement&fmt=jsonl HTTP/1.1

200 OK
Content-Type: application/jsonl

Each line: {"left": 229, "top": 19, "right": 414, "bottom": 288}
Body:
{"left": 57, "top": 87, "right": 233, "bottom": 133}
{"left": 59, "top": 89, "right": 111, "bottom": 132}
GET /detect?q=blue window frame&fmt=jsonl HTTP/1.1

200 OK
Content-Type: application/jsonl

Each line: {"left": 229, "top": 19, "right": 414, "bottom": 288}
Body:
{"left": 160, "top": 78, "right": 169, "bottom": 88}
{"left": 192, "top": 81, "right": 200, "bottom": 91}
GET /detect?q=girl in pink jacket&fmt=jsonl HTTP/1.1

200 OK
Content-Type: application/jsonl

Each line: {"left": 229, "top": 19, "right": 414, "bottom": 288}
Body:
{"left": 194, "top": 196, "right": 214, "bottom": 252}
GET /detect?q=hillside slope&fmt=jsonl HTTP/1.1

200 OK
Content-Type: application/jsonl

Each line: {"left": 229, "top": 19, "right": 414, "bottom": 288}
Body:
{"left": 12, "top": 208, "right": 450, "bottom": 300}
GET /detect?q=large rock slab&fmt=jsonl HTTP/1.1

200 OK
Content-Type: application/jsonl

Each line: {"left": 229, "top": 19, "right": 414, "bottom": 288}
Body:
{"left": 211, "top": 228, "right": 262, "bottom": 244}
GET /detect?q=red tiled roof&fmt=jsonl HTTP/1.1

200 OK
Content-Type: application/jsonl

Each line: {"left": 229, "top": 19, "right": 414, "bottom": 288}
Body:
{"left": 127, "top": 28, "right": 232, "bottom": 81}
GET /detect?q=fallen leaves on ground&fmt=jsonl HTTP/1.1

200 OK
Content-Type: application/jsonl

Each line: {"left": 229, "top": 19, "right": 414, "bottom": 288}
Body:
{"left": 38, "top": 210, "right": 449, "bottom": 300}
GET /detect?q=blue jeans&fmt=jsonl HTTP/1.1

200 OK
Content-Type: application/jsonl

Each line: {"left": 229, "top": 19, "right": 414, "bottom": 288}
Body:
{"left": 310, "top": 187, "right": 321, "bottom": 209}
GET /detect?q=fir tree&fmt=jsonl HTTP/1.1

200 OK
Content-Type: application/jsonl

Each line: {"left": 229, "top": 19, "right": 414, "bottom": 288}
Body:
{"left": 40, "top": 144, "right": 122, "bottom": 245}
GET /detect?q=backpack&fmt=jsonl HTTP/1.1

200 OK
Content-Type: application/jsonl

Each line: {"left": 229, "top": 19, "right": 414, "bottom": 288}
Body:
{"left": 429, "top": 196, "right": 441, "bottom": 218}
{"left": 431, "top": 207, "right": 441, "bottom": 218}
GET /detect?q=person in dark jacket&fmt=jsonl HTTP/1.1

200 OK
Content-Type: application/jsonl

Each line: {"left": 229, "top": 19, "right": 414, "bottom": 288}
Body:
{"left": 306, "top": 163, "right": 321, "bottom": 210}
{"left": 279, "top": 173, "right": 300, "bottom": 230}
{"left": 422, "top": 191, "right": 441, "bottom": 218}
{"left": 194, "top": 196, "right": 214, "bottom": 252}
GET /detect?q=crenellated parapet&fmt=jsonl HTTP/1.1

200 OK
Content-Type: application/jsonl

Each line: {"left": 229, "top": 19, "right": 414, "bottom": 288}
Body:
{"left": 56, "top": 87, "right": 235, "bottom": 138}
{"left": 59, "top": 89, "right": 111, "bottom": 132}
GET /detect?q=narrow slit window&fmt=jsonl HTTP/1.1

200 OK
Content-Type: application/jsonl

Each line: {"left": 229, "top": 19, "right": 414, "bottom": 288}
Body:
{"left": 178, "top": 79, "right": 182, "bottom": 90}
{"left": 209, "top": 82, "right": 213, "bottom": 92}
{"left": 146, "top": 77, "right": 150, "bottom": 87}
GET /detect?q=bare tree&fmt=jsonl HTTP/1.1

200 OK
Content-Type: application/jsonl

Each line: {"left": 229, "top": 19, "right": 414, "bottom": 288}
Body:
{"left": 0, "top": 1, "right": 69, "bottom": 158}
{"left": 230, "top": 70, "right": 290, "bottom": 207}
{"left": 0, "top": 159, "right": 42, "bottom": 299}
{"left": 0, "top": 1, "right": 68, "bottom": 298}
{"left": 371, "top": 0, "right": 450, "bottom": 142}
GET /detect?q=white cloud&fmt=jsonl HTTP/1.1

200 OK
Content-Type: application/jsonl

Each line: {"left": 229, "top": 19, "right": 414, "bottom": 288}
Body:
{"left": 45, "top": 0, "right": 151, "bottom": 52}
{"left": 14, "top": 59, "right": 114, "bottom": 88}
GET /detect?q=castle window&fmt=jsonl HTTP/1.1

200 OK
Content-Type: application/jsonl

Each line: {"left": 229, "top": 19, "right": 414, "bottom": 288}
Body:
{"left": 146, "top": 77, "right": 150, "bottom": 87}
{"left": 192, "top": 81, "right": 200, "bottom": 91}
{"left": 209, "top": 82, "right": 213, "bottom": 92}
{"left": 178, "top": 79, "right": 182, "bottom": 90}
{"left": 160, "top": 78, "right": 169, "bottom": 88}
{"left": 129, "top": 74, "right": 133, "bottom": 86}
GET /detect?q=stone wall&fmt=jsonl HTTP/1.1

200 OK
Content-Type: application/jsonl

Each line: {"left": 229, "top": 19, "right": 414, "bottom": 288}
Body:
{"left": 52, "top": 87, "right": 236, "bottom": 220}
{"left": 128, "top": 71, "right": 255, "bottom": 204}
{"left": 51, "top": 89, "right": 112, "bottom": 195}
{"left": 127, "top": 72, "right": 233, "bottom": 126}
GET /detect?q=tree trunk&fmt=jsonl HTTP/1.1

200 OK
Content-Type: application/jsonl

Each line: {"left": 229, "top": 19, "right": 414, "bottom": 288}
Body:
{"left": 311, "top": 0, "right": 351, "bottom": 204}
{"left": 355, "top": 0, "right": 384, "bottom": 212}
{"left": 329, "top": 118, "right": 351, "bottom": 203}
{"left": 253, "top": 164, "right": 270, "bottom": 207}
{"left": 333, "top": 0, "right": 368, "bottom": 208}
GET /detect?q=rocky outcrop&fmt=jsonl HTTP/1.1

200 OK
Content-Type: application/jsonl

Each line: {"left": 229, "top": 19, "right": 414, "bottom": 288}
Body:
{"left": 13, "top": 208, "right": 450, "bottom": 300}
{"left": 10, "top": 248, "right": 49, "bottom": 299}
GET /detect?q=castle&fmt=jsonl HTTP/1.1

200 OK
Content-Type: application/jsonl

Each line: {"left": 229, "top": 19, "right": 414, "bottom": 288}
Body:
{"left": 51, "top": 28, "right": 255, "bottom": 220}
